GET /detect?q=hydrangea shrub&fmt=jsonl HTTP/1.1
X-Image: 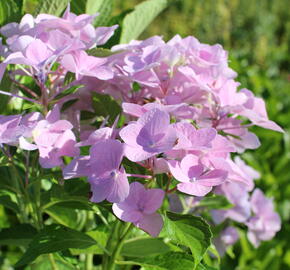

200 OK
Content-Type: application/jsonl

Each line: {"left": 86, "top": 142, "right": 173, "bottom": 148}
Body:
{"left": 0, "top": 1, "right": 282, "bottom": 269}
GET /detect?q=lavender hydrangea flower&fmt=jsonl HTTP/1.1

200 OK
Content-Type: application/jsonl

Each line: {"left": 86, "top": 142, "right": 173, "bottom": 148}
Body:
{"left": 120, "top": 108, "right": 177, "bottom": 162}
{"left": 214, "top": 226, "right": 239, "bottom": 256}
{"left": 113, "top": 182, "right": 164, "bottom": 237}
{"left": 168, "top": 154, "right": 227, "bottom": 196}
{"left": 246, "top": 189, "right": 281, "bottom": 247}
{"left": 89, "top": 139, "right": 129, "bottom": 203}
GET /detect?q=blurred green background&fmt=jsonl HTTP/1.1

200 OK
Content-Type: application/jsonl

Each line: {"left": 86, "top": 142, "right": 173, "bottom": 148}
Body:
{"left": 1, "top": 0, "right": 289, "bottom": 269}
{"left": 114, "top": 0, "right": 290, "bottom": 269}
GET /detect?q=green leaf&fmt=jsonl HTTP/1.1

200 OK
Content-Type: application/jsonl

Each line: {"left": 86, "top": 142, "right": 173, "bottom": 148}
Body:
{"left": 15, "top": 224, "right": 96, "bottom": 267}
{"left": 63, "top": 72, "right": 76, "bottom": 86}
{"left": 28, "top": 257, "right": 76, "bottom": 270}
{"left": 0, "top": 224, "right": 37, "bottom": 246}
{"left": 132, "top": 82, "right": 141, "bottom": 92}
{"left": 22, "top": 0, "right": 39, "bottom": 14}
{"left": 0, "top": 0, "right": 22, "bottom": 26}
{"left": 196, "top": 264, "right": 218, "bottom": 270}
{"left": 44, "top": 205, "right": 81, "bottom": 229}
{"left": 0, "top": 195, "right": 19, "bottom": 213}
{"left": 61, "top": 99, "right": 78, "bottom": 112}
{"left": 70, "top": 0, "right": 86, "bottom": 14}
{"left": 87, "top": 47, "right": 119, "bottom": 57}
{"left": 197, "top": 195, "right": 233, "bottom": 210}
{"left": 102, "top": 9, "right": 132, "bottom": 48}
{"left": 0, "top": 72, "right": 12, "bottom": 113}
{"left": 117, "top": 252, "right": 195, "bottom": 270}
{"left": 0, "top": 155, "right": 9, "bottom": 167}
{"left": 92, "top": 92, "right": 121, "bottom": 125}
{"left": 53, "top": 85, "right": 83, "bottom": 101}
{"left": 34, "top": 0, "right": 69, "bottom": 16}
{"left": 120, "top": 0, "right": 168, "bottom": 43}
{"left": 70, "top": 230, "right": 108, "bottom": 255}
{"left": 86, "top": 0, "right": 113, "bottom": 26}
{"left": 164, "top": 212, "right": 212, "bottom": 268}
{"left": 121, "top": 238, "right": 171, "bottom": 257}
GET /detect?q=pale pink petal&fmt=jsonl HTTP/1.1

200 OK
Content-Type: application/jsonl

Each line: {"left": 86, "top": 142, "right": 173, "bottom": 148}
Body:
{"left": 46, "top": 104, "right": 60, "bottom": 123}
{"left": 168, "top": 160, "right": 190, "bottom": 182}
{"left": 25, "top": 39, "right": 52, "bottom": 64}
{"left": 90, "top": 139, "right": 124, "bottom": 175}
{"left": 143, "top": 189, "right": 165, "bottom": 214}
{"left": 112, "top": 203, "right": 142, "bottom": 222}
{"left": 119, "top": 123, "right": 142, "bottom": 146}
{"left": 198, "top": 169, "right": 227, "bottom": 186}
{"left": 180, "top": 155, "right": 200, "bottom": 176}
{"left": 177, "top": 182, "right": 212, "bottom": 196}
{"left": 135, "top": 213, "right": 163, "bottom": 237}
{"left": 124, "top": 144, "right": 153, "bottom": 162}
{"left": 55, "top": 130, "right": 79, "bottom": 157}
{"left": 89, "top": 177, "right": 113, "bottom": 203}
{"left": 19, "top": 136, "right": 38, "bottom": 150}
{"left": 95, "top": 25, "right": 118, "bottom": 45}
{"left": 122, "top": 103, "right": 146, "bottom": 117}
{"left": 106, "top": 169, "right": 129, "bottom": 203}
{"left": 63, "top": 156, "right": 90, "bottom": 179}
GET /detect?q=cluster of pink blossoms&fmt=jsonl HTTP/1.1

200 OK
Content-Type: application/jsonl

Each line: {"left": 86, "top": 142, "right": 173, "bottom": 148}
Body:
{"left": 0, "top": 7, "right": 282, "bottom": 249}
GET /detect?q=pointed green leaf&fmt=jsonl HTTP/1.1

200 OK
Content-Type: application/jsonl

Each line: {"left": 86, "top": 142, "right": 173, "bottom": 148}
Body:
{"left": 87, "top": 48, "right": 119, "bottom": 57}
{"left": 121, "top": 238, "right": 171, "bottom": 257}
{"left": 70, "top": 230, "right": 109, "bottom": 255}
{"left": 34, "top": 0, "right": 69, "bottom": 16}
{"left": 0, "top": 195, "right": 19, "bottom": 213}
{"left": 63, "top": 72, "right": 76, "bottom": 86}
{"left": 15, "top": 224, "right": 96, "bottom": 267}
{"left": 197, "top": 195, "right": 233, "bottom": 210}
{"left": 92, "top": 92, "right": 121, "bottom": 124}
{"left": 86, "top": 0, "right": 113, "bottom": 26}
{"left": 0, "top": 224, "right": 37, "bottom": 246}
{"left": 120, "top": 0, "right": 168, "bottom": 43}
{"left": 117, "top": 252, "right": 196, "bottom": 270}
{"left": 70, "top": 0, "right": 86, "bottom": 14}
{"left": 0, "top": 0, "right": 22, "bottom": 26}
{"left": 164, "top": 212, "right": 212, "bottom": 268}
{"left": 61, "top": 98, "right": 79, "bottom": 112}
{"left": 53, "top": 85, "right": 83, "bottom": 101}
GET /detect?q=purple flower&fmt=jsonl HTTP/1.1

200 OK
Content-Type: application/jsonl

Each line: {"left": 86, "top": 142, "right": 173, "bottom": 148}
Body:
{"left": 88, "top": 139, "right": 129, "bottom": 203}
{"left": 0, "top": 115, "right": 25, "bottom": 145}
{"left": 168, "top": 154, "right": 227, "bottom": 196}
{"left": 214, "top": 226, "right": 239, "bottom": 256}
{"left": 120, "top": 108, "right": 177, "bottom": 162}
{"left": 0, "top": 112, "right": 42, "bottom": 147}
{"left": 32, "top": 105, "right": 79, "bottom": 168}
{"left": 247, "top": 189, "right": 281, "bottom": 247}
{"left": 113, "top": 182, "right": 164, "bottom": 237}
{"left": 61, "top": 50, "right": 113, "bottom": 80}
{"left": 212, "top": 182, "right": 251, "bottom": 224}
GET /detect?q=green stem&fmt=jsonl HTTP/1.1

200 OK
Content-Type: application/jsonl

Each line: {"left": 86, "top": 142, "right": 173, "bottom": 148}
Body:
{"left": 107, "top": 223, "right": 133, "bottom": 270}
{"left": 85, "top": 211, "right": 95, "bottom": 270}
{"left": 48, "top": 254, "right": 59, "bottom": 270}
{"left": 4, "top": 150, "right": 29, "bottom": 223}
{"left": 85, "top": 254, "right": 94, "bottom": 270}
{"left": 102, "top": 221, "right": 120, "bottom": 270}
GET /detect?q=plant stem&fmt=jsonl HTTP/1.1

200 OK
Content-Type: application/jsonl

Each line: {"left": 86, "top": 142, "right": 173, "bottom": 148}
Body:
{"left": 48, "top": 254, "right": 59, "bottom": 270}
{"left": 85, "top": 254, "right": 94, "bottom": 270}
{"left": 85, "top": 211, "right": 95, "bottom": 270}
{"left": 1, "top": 146, "right": 29, "bottom": 223}
{"left": 102, "top": 221, "right": 120, "bottom": 270}
{"left": 107, "top": 223, "right": 133, "bottom": 270}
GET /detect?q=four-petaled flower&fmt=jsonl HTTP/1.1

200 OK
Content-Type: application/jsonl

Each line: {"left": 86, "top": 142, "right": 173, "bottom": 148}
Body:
{"left": 113, "top": 182, "right": 164, "bottom": 237}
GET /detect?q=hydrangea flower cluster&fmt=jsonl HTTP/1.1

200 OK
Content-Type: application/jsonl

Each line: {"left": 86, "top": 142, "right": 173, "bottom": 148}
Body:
{"left": 0, "top": 7, "right": 282, "bottom": 253}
